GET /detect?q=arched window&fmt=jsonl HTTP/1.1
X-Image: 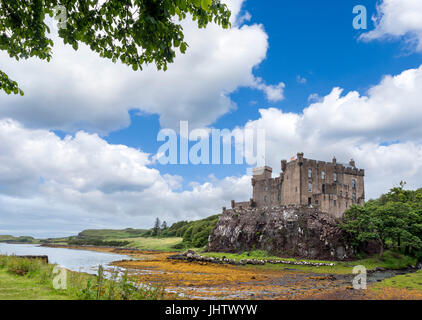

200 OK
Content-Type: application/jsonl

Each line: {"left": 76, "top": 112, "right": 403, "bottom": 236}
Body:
{"left": 334, "top": 172, "right": 338, "bottom": 182}
{"left": 321, "top": 171, "right": 325, "bottom": 180}
{"left": 308, "top": 182, "right": 313, "bottom": 193}
{"left": 308, "top": 169, "right": 312, "bottom": 179}
{"left": 352, "top": 179, "right": 356, "bottom": 189}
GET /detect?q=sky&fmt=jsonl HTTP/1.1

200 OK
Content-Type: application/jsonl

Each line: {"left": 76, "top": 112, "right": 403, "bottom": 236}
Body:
{"left": 1, "top": 0, "right": 422, "bottom": 237}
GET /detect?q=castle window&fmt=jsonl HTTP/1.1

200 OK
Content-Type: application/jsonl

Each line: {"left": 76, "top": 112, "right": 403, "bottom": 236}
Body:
{"left": 346, "top": 192, "right": 349, "bottom": 198}
{"left": 308, "top": 197, "right": 312, "bottom": 207}
{"left": 321, "top": 171, "right": 325, "bottom": 180}
{"left": 278, "top": 194, "right": 281, "bottom": 201}
{"left": 264, "top": 196, "right": 268, "bottom": 202}
{"left": 334, "top": 172, "right": 338, "bottom": 182}
{"left": 322, "top": 184, "right": 326, "bottom": 194}
{"left": 264, "top": 186, "right": 268, "bottom": 191}
{"left": 340, "top": 191, "right": 343, "bottom": 197}
{"left": 352, "top": 193, "right": 356, "bottom": 202}
{"left": 277, "top": 184, "right": 281, "bottom": 190}
{"left": 308, "top": 169, "right": 312, "bottom": 179}
{"left": 334, "top": 200, "right": 337, "bottom": 207}
{"left": 352, "top": 179, "right": 356, "bottom": 189}
{"left": 315, "top": 200, "right": 319, "bottom": 205}
{"left": 308, "top": 182, "right": 313, "bottom": 193}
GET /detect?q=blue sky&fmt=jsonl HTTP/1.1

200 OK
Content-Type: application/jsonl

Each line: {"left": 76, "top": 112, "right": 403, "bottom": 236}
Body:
{"left": 1, "top": 0, "right": 422, "bottom": 237}
{"left": 106, "top": 0, "right": 422, "bottom": 189}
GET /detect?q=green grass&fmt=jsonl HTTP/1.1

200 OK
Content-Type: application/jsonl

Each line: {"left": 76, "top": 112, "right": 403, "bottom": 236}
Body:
{"left": 0, "top": 270, "right": 73, "bottom": 300}
{"left": 373, "top": 270, "right": 422, "bottom": 291}
{"left": 203, "top": 250, "right": 418, "bottom": 275}
{"left": 0, "top": 255, "right": 166, "bottom": 300}
{"left": 120, "top": 237, "right": 183, "bottom": 251}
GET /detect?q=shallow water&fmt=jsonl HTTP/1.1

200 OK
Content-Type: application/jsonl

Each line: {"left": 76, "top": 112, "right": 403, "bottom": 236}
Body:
{"left": 0, "top": 243, "right": 131, "bottom": 274}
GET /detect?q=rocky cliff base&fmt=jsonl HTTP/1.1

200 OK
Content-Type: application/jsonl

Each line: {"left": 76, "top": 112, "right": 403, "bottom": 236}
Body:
{"left": 207, "top": 206, "right": 352, "bottom": 260}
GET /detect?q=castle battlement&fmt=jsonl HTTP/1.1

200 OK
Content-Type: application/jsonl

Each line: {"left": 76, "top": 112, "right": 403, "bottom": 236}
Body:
{"left": 232, "top": 153, "right": 365, "bottom": 219}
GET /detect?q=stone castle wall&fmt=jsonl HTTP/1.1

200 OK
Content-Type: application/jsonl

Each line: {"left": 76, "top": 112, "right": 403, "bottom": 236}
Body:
{"left": 249, "top": 153, "right": 365, "bottom": 219}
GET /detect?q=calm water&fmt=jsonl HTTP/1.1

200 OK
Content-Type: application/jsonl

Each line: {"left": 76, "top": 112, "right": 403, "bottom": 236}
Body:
{"left": 0, "top": 243, "right": 132, "bottom": 274}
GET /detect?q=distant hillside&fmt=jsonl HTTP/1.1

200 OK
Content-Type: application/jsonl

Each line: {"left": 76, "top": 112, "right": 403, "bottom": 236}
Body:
{"left": 0, "top": 235, "right": 37, "bottom": 243}
{"left": 71, "top": 214, "right": 221, "bottom": 249}
{"left": 74, "top": 228, "right": 148, "bottom": 240}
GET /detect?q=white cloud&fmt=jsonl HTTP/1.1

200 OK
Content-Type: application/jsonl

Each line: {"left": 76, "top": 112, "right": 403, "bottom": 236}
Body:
{"left": 251, "top": 77, "right": 285, "bottom": 102}
{"left": 235, "top": 65, "right": 422, "bottom": 199}
{"left": 296, "top": 75, "right": 307, "bottom": 84}
{"left": 2, "top": 66, "right": 422, "bottom": 236}
{"left": 0, "top": 0, "right": 282, "bottom": 133}
{"left": 0, "top": 119, "right": 251, "bottom": 237}
{"left": 361, "top": 0, "right": 422, "bottom": 51}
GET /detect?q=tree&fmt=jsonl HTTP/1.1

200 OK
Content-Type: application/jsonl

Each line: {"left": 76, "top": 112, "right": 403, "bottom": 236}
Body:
{"left": 341, "top": 184, "right": 422, "bottom": 257}
{"left": 0, "top": 0, "right": 231, "bottom": 95}
{"left": 161, "top": 220, "right": 167, "bottom": 230}
{"left": 152, "top": 217, "right": 161, "bottom": 237}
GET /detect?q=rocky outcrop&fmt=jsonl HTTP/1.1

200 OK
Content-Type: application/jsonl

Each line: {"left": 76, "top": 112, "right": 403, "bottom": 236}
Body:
{"left": 207, "top": 205, "right": 352, "bottom": 260}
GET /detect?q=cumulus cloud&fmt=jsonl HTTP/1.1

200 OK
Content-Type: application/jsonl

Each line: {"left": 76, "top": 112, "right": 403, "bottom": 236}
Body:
{"left": 3, "top": 66, "right": 422, "bottom": 236}
{"left": 360, "top": 0, "right": 422, "bottom": 51}
{"left": 235, "top": 65, "right": 422, "bottom": 199}
{"left": 251, "top": 78, "right": 285, "bottom": 102}
{"left": 0, "top": 119, "right": 251, "bottom": 237}
{"left": 0, "top": 0, "right": 282, "bottom": 133}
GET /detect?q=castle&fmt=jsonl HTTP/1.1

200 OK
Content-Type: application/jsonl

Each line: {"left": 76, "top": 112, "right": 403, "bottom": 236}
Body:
{"left": 230, "top": 153, "right": 365, "bottom": 219}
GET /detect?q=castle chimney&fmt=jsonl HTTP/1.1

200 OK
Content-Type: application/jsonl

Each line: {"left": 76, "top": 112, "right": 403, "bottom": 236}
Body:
{"left": 349, "top": 159, "right": 356, "bottom": 167}
{"left": 297, "top": 152, "right": 304, "bottom": 165}
{"left": 332, "top": 156, "right": 337, "bottom": 165}
{"left": 281, "top": 160, "right": 287, "bottom": 172}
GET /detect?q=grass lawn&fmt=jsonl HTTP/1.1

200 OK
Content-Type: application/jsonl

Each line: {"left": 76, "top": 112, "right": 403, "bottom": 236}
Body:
{"left": 202, "top": 250, "right": 418, "bottom": 275}
{"left": 120, "top": 237, "right": 183, "bottom": 251}
{"left": 0, "top": 270, "right": 72, "bottom": 300}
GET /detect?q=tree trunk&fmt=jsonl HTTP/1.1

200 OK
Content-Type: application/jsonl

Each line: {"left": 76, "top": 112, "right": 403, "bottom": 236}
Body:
{"left": 379, "top": 240, "right": 384, "bottom": 257}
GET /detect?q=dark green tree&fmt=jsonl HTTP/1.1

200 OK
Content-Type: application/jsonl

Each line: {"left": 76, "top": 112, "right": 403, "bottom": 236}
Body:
{"left": 0, "top": 0, "right": 231, "bottom": 95}
{"left": 152, "top": 217, "right": 161, "bottom": 237}
{"left": 341, "top": 184, "right": 422, "bottom": 257}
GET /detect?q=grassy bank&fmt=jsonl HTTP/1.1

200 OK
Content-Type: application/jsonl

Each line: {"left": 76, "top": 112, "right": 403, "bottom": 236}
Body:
{"left": 373, "top": 270, "right": 422, "bottom": 292}
{"left": 0, "top": 255, "right": 166, "bottom": 300}
{"left": 202, "top": 250, "right": 418, "bottom": 274}
{"left": 119, "top": 237, "right": 183, "bottom": 251}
